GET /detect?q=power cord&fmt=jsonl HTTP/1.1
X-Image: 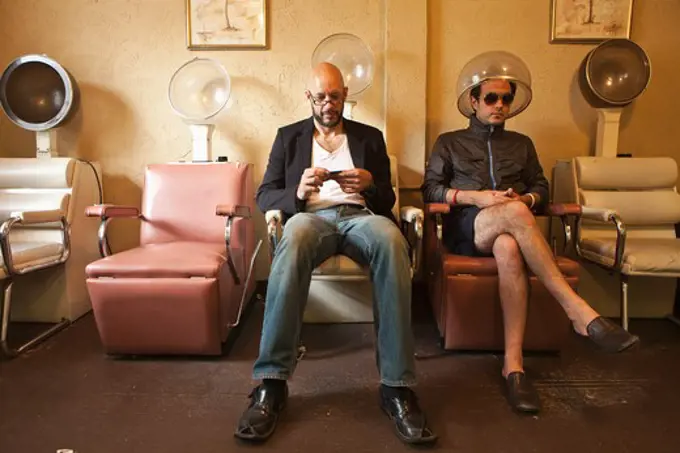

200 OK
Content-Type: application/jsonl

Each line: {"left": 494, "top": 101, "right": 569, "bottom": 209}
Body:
{"left": 76, "top": 158, "right": 103, "bottom": 204}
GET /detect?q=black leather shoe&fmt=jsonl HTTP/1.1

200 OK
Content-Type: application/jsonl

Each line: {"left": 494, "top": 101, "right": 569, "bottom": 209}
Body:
{"left": 234, "top": 382, "right": 288, "bottom": 442}
{"left": 584, "top": 316, "right": 640, "bottom": 353}
{"left": 379, "top": 387, "right": 437, "bottom": 445}
{"left": 504, "top": 372, "right": 540, "bottom": 414}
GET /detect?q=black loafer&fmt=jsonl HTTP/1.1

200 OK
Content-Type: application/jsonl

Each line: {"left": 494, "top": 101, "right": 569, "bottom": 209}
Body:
{"left": 234, "top": 382, "right": 288, "bottom": 442}
{"left": 583, "top": 316, "right": 640, "bottom": 353}
{"left": 505, "top": 372, "right": 540, "bottom": 414}
{"left": 379, "top": 387, "right": 437, "bottom": 445}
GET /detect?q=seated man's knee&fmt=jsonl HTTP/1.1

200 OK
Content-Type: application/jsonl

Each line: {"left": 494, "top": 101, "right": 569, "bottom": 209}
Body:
{"left": 369, "top": 218, "right": 409, "bottom": 255}
{"left": 502, "top": 201, "right": 535, "bottom": 226}
{"left": 280, "top": 213, "right": 323, "bottom": 249}
{"left": 493, "top": 234, "right": 521, "bottom": 261}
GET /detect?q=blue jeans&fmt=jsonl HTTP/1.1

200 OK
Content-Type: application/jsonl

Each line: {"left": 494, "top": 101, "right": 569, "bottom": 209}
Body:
{"left": 253, "top": 204, "right": 416, "bottom": 387}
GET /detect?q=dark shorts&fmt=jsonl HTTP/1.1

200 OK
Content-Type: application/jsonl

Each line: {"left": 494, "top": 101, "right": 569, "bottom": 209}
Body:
{"left": 443, "top": 206, "right": 493, "bottom": 257}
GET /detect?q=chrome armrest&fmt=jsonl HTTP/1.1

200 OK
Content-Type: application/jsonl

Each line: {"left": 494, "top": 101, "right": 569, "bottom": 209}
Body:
{"left": 0, "top": 209, "right": 70, "bottom": 276}
{"left": 265, "top": 210, "right": 283, "bottom": 263}
{"left": 85, "top": 204, "right": 141, "bottom": 258}
{"left": 424, "top": 203, "right": 450, "bottom": 242}
{"left": 216, "top": 204, "right": 252, "bottom": 285}
{"left": 547, "top": 203, "right": 626, "bottom": 271}
{"left": 577, "top": 206, "right": 627, "bottom": 271}
{"left": 400, "top": 206, "right": 424, "bottom": 275}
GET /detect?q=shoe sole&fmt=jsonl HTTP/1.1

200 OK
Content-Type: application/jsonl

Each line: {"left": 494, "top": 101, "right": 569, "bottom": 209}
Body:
{"left": 234, "top": 401, "right": 286, "bottom": 442}
{"left": 379, "top": 405, "right": 438, "bottom": 445}
{"left": 616, "top": 335, "right": 640, "bottom": 352}
{"left": 573, "top": 328, "right": 641, "bottom": 354}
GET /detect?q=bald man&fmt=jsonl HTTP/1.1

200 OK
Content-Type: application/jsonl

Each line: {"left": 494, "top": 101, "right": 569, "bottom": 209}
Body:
{"left": 235, "top": 63, "right": 437, "bottom": 445}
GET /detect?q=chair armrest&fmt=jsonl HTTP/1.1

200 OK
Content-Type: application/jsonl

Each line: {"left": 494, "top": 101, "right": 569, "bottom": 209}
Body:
{"left": 215, "top": 204, "right": 253, "bottom": 286}
{"left": 215, "top": 204, "right": 251, "bottom": 218}
{"left": 265, "top": 210, "right": 283, "bottom": 225}
{"left": 265, "top": 210, "right": 283, "bottom": 264}
{"left": 9, "top": 209, "right": 65, "bottom": 225}
{"left": 425, "top": 203, "right": 450, "bottom": 215}
{"left": 85, "top": 205, "right": 140, "bottom": 259}
{"left": 546, "top": 203, "right": 582, "bottom": 217}
{"left": 400, "top": 206, "right": 424, "bottom": 224}
{"left": 400, "top": 206, "right": 424, "bottom": 276}
{"left": 576, "top": 206, "right": 627, "bottom": 271}
{"left": 547, "top": 203, "right": 627, "bottom": 270}
{"left": 85, "top": 204, "right": 140, "bottom": 218}
{"left": 0, "top": 210, "right": 70, "bottom": 276}
{"left": 580, "top": 206, "right": 619, "bottom": 223}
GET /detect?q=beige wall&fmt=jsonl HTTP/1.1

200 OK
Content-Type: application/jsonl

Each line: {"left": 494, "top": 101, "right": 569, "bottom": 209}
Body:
{"left": 0, "top": 0, "right": 679, "bottom": 279}
{"left": 0, "top": 0, "right": 387, "bottom": 279}
{"left": 428, "top": 0, "right": 680, "bottom": 174}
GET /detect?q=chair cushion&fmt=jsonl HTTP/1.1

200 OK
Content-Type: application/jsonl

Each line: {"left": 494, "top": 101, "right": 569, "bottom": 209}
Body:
{"left": 442, "top": 254, "right": 580, "bottom": 277}
{"left": 86, "top": 242, "right": 239, "bottom": 278}
{"left": 312, "top": 255, "right": 367, "bottom": 276}
{"left": 580, "top": 237, "right": 680, "bottom": 276}
{"left": 0, "top": 241, "right": 64, "bottom": 276}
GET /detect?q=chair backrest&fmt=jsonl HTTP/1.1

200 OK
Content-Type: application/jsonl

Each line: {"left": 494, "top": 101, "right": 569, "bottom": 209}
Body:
{"left": 0, "top": 157, "right": 100, "bottom": 242}
{"left": 140, "top": 162, "right": 254, "bottom": 248}
{"left": 573, "top": 156, "right": 680, "bottom": 239}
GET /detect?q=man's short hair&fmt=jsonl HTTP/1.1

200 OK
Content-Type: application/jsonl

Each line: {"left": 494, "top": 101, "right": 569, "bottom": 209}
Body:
{"left": 470, "top": 80, "right": 517, "bottom": 101}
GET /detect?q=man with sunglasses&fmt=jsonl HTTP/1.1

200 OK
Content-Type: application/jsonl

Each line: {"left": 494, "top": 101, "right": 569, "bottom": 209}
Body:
{"left": 234, "top": 62, "right": 437, "bottom": 446}
{"left": 422, "top": 77, "right": 639, "bottom": 414}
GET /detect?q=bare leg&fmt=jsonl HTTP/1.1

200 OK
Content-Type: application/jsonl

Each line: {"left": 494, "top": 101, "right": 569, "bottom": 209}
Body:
{"left": 492, "top": 234, "right": 528, "bottom": 376}
{"left": 474, "top": 201, "right": 598, "bottom": 335}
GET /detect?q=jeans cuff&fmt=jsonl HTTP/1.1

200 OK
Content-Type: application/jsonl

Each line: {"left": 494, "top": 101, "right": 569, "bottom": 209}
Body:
{"left": 253, "top": 372, "right": 290, "bottom": 381}
{"left": 380, "top": 378, "right": 416, "bottom": 387}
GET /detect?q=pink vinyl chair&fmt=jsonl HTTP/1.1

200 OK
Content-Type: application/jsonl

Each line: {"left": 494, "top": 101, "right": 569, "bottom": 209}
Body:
{"left": 85, "top": 162, "right": 259, "bottom": 355}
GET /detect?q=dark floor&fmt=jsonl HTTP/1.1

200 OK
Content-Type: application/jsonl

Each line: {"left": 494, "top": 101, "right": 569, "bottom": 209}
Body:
{"left": 1, "top": 296, "right": 680, "bottom": 453}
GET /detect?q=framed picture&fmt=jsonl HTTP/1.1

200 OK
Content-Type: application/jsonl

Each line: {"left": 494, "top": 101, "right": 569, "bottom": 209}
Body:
{"left": 550, "top": 0, "right": 633, "bottom": 43}
{"left": 186, "top": 0, "right": 268, "bottom": 50}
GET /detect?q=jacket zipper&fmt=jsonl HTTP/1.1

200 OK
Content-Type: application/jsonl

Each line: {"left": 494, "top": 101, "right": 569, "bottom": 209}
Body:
{"left": 487, "top": 126, "right": 497, "bottom": 190}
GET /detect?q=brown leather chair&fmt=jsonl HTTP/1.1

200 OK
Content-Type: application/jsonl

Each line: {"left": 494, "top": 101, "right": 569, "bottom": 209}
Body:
{"left": 424, "top": 203, "right": 584, "bottom": 352}
{"left": 84, "top": 162, "right": 259, "bottom": 356}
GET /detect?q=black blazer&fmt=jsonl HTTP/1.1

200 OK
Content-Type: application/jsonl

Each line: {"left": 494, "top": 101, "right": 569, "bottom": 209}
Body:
{"left": 256, "top": 117, "right": 397, "bottom": 222}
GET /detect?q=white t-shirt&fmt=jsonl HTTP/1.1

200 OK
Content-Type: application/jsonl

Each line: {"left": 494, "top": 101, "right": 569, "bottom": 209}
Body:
{"left": 305, "top": 135, "right": 366, "bottom": 212}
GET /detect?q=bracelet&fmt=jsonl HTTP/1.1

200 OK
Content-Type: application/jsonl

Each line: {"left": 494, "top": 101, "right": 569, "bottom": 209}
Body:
{"left": 451, "top": 189, "right": 460, "bottom": 205}
{"left": 527, "top": 193, "right": 536, "bottom": 209}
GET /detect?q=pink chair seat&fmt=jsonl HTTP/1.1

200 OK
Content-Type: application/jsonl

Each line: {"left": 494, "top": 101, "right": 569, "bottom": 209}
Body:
{"left": 86, "top": 242, "right": 244, "bottom": 279}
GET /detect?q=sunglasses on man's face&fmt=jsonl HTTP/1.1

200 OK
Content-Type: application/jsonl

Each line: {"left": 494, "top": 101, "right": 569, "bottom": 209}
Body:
{"left": 483, "top": 92, "right": 515, "bottom": 106}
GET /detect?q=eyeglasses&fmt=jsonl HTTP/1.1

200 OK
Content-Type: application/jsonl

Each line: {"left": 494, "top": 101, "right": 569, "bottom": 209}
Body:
{"left": 483, "top": 92, "right": 515, "bottom": 106}
{"left": 308, "top": 91, "right": 344, "bottom": 106}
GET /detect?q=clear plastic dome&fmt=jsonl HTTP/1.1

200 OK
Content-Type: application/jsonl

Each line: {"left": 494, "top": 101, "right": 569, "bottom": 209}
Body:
{"left": 580, "top": 39, "right": 651, "bottom": 108}
{"left": 456, "top": 51, "right": 532, "bottom": 118}
{"left": 311, "top": 33, "right": 375, "bottom": 98}
{"left": 168, "top": 58, "right": 231, "bottom": 122}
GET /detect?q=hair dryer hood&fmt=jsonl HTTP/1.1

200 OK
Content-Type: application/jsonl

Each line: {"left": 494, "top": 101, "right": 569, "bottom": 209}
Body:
{"left": 578, "top": 38, "right": 651, "bottom": 109}
{"left": 0, "top": 54, "right": 79, "bottom": 131}
{"left": 456, "top": 51, "right": 532, "bottom": 119}
{"left": 311, "top": 33, "right": 375, "bottom": 99}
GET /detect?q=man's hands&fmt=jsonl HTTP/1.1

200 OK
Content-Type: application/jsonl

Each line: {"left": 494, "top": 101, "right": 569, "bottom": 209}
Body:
{"left": 332, "top": 168, "right": 373, "bottom": 194}
{"left": 296, "top": 168, "right": 374, "bottom": 200}
{"left": 453, "top": 188, "right": 536, "bottom": 209}
{"left": 470, "top": 190, "right": 515, "bottom": 208}
{"left": 296, "top": 168, "right": 329, "bottom": 200}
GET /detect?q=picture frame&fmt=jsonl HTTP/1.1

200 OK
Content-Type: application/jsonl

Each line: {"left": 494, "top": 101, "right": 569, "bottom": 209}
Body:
{"left": 550, "top": 0, "right": 633, "bottom": 43}
{"left": 186, "top": 0, "right": 268, "bottom": 50}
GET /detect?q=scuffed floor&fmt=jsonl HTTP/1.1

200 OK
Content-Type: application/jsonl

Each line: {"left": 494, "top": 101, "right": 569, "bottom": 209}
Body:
{"left": 1, "top": 297, "right": 679, "bottom": 453}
